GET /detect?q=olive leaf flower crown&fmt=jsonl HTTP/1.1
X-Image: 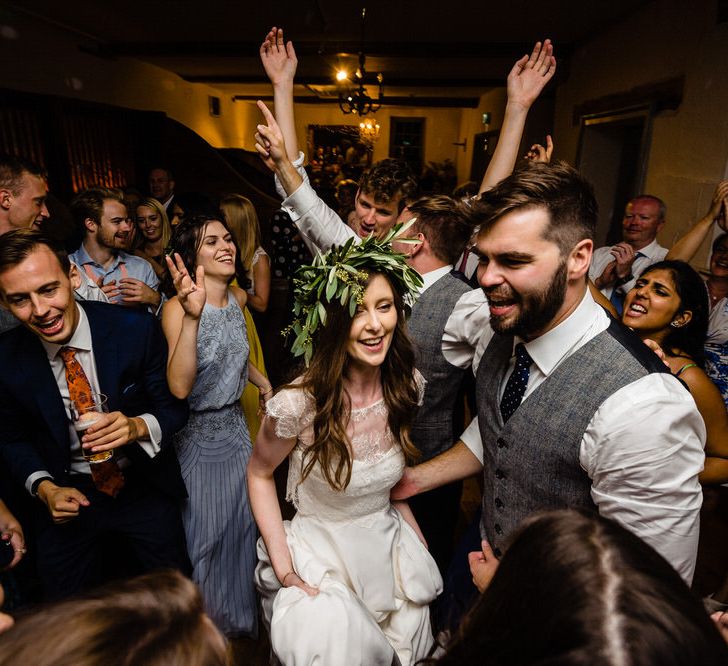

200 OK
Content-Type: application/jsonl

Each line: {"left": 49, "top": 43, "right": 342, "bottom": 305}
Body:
{"left": 285, "top": 220, "right": 424, "bottom": 365}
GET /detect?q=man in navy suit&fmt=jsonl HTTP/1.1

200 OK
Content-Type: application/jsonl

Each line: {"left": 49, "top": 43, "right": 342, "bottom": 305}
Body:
{"left": 0, "top": 229, "right": 190, "bottom": 598}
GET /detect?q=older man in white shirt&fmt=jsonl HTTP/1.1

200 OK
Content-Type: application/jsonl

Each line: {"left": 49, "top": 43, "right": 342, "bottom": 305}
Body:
{"left": 589, "top": 195, "right": 668, "bottom": 314}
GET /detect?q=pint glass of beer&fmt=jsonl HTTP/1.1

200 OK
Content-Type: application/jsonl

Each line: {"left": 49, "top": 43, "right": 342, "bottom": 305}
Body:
{"left": 70, "top": 393, "right": 113, "bottom": 463}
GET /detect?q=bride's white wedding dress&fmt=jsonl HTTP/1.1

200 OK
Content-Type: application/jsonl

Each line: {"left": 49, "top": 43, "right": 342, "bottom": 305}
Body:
{"left": 255, "top": 380, "right": 443, "bottom": 666}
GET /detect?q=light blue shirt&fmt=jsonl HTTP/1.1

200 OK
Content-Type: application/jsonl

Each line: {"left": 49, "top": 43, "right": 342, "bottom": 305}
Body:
{"left": 69, "top": 244, "right": 159, "bottom": 306}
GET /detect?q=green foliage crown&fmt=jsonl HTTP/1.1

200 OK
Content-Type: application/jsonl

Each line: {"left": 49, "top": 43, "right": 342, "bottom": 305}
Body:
{"left": 285, "top": 220, "right": 423, "bottom": 365}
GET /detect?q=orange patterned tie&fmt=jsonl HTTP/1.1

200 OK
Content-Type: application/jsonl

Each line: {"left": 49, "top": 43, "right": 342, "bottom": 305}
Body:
{"left": 59, "top": 347, "right": 125, "bottom": 497}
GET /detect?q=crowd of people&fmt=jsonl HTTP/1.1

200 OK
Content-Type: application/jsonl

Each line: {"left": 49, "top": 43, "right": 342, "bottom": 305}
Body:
{"left": 0, "top": 24, "right": 727, "bottom": 666}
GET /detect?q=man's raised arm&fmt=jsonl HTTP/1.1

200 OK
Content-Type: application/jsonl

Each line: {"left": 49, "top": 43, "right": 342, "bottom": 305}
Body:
{"left": 260, "top": 27, "right": 299, "bottom": 163}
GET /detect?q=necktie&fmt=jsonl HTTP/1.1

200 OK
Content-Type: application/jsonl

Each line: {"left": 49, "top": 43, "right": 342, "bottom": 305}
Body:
{"left": 500, "top": 343, "right": 534, "bottom": 423}
{"left": 59, "top": 347, "right": 125, "bottom": 497}
{"left": 609, "top": 251, "right": 644, "bottom": 315}
{"left": 458, "top": 248, "right": 471, "bottom": 274}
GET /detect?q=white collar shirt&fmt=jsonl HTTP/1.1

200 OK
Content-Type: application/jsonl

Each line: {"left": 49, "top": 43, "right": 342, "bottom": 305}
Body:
{"left": 456, "top": 289, "right": 705, "bottom": 584}
{"left": 27, "top": 305, "right": 162, "bottom": 492}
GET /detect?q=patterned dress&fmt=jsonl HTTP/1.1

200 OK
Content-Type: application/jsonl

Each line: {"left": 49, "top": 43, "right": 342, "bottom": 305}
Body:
{"left": 706, "top": 295, "right": 728, "bottom": 407}
{"left": 173, "top": 293, "right": 258, "bottom": 637}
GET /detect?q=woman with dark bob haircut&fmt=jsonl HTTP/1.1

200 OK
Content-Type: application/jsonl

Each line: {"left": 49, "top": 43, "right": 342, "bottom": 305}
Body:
{"left": 427, "top": 510, "right": 728, "bottom": 665}
{"left": 0, "top": 570, "right": 228, "bottom": 665}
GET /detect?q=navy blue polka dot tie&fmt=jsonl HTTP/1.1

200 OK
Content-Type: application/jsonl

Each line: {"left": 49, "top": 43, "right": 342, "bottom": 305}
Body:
{"left": 500, "top": 343, "right": 534, "bottom": 423}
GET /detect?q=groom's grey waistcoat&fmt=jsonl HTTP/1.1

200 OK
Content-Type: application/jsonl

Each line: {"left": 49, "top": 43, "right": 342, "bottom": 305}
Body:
{"left": 476, "top": 316, "right": 672, "bottom": 554}
{"left": 408, "top": 272, "right": 471, "bottom": 461}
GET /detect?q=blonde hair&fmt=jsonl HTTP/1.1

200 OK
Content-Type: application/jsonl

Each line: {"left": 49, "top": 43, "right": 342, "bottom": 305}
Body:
{"left": 136, "top": 197, "right": 172, "bottom": 249}
{"left": 219, "top": 194, "right": 261, "bottom": 273}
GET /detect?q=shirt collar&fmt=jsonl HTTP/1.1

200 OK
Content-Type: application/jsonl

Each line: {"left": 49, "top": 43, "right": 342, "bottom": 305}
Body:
{"left": 76, "top": 243, "right": 125, "bottom": 271}
{"left": 635, "top": 238, "right": 662, "bottom": 259}
{"left": 41, "top": 303, "right": 92, "bottom": 361}
{"left": 518, "top": 288, "right": 605, "bottom": 376}
{"left": 419, "top": 265, "right": 452, "bottom": 294}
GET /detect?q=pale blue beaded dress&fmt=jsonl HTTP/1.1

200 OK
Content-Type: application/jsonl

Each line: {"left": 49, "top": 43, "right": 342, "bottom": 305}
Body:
{"left": 173, "top": 292, "right": 257, "bottom": 637}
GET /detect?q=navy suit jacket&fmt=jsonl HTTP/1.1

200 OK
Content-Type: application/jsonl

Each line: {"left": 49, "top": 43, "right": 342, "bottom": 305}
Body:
{"left": 0, "top": 301, "right": 188, "bottom": 500}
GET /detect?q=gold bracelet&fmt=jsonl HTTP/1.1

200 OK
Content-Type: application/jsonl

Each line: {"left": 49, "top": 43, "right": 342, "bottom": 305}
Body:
{"left": 281, "top": 570, "right": 296, "bottom": 586}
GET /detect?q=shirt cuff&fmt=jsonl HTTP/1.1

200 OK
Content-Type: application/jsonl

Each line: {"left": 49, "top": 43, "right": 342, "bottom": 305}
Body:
{"left": 274, "top": 151, "right": 306, "bottom": 200}
{"left": 153, "top": 292, "right": 167, "bottom": 317}
{"left": 26, "top": 471, "right": 54, "bottom": 496}
{"left": 280, "top": 177, "right": 324, "bottom": 223}
{"left": 459, "top": 417, "right": 483, "bottom": 465}
{"left": 136, "top": 414, "right": 162, "bottom": 458}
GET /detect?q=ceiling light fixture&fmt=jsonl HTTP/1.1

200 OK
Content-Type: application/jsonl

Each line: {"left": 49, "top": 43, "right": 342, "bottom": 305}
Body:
{"left": 337, "top": 7, "right": 383, "bottom": 116}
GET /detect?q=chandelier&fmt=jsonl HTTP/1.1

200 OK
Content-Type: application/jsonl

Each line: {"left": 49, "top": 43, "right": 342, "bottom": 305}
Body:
{"left": 337, "top": 7, "right": 383, "bottom": 116}
{"left": 359, "top": 119, "right": 380, "bottom": 145}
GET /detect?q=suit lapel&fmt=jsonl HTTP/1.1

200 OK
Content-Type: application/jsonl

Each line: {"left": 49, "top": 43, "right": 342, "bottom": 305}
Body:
{"left": 18, "top": 334, "right": 70, "bottom": 451}
{"left": 84, "top": 305, "right": 120, "bottom": 410}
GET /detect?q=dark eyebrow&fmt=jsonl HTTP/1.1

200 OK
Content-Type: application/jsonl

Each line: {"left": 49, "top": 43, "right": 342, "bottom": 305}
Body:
{"left": 6, "top": 280, "right": 60, "bottom": 299}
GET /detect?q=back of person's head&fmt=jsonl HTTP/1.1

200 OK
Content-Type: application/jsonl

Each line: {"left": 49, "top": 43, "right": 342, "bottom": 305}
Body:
{"left": 639, "top": 260, "right": 709, "bottom": 366}
{"left": 70, "top": 187, "right": 124, "bottom": 232}
{"left": 476, "top": 161, "right": 598, "bottom": 257}
{"left": 219, "top": 193, "right": 261, "bottom": 269}
{"left": 0, "top": 153, "right": 45, "bottom": 194}
{"left": 408, "top": 195, "right": 477, "bottom": 265}
{"left": 432, "top": 510, "right": 727, "bottom": 666}
{"left": 0, "top": 570, "right": 228, "bottom": 665}
{"left": 0, "top": 228, "right": 70, "bottom": 277}
{"left": 452, "top": 181, "right": 479, "bottom": 200}
{"left": 173, "top": 192, "right": 217, "bottom": 220}
{"left": 359, "top": 159, "right": 418, "bottom": 211}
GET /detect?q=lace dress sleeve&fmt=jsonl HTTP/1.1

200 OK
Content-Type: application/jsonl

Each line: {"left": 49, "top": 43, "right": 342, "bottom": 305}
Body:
{"left": 414, "top": 369, "right": 427, "bottom": 407}
{"left": 265, "top": 385, "right": 312, "bottom": 440}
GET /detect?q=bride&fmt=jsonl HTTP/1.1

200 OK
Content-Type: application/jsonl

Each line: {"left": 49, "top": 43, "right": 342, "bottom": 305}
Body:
{"left": 248, "top": 231, "right": 443, "bottom": 665}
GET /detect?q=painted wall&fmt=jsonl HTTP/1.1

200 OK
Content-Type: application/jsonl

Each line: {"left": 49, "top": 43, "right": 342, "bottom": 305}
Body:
{"left": 0, "top": 10, "right": 254, "bottom": 150}
{"left": 456, "top": 88, "right": 508, "bottom": 185}
{"left": 554, "top": 0, "right": 728, "bottom": 264}
{"left": 0, "top": 10, "right": 504, "bottom": 185}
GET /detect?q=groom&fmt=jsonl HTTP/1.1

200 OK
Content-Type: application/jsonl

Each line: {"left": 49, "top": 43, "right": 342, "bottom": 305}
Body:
{"left": 0, "top": 229, "right": 190, "bottom": 598}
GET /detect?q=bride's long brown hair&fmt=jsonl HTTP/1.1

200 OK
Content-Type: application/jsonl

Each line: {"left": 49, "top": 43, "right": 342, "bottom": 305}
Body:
{"left": 296, "top": 271, "right": 420, "bottom": 491}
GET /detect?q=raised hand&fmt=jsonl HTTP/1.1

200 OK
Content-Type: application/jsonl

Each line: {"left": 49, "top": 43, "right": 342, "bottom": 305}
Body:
{"left": 525, "top": 135, "right": 554, "bottom": 163}
{"left": 255, "top": 100, "right": 290, "bottom": 172}
{"left": 166, "top": 252, "right": 206, "bottom": 318}
{"left": 507, "top": 39, "right": 556, "bottom": 110}
{"left": 708, "top": 180, "right": 728, "bottom": 231}
{"left": 260, "top": 27, "right": 298, "bottom": 87}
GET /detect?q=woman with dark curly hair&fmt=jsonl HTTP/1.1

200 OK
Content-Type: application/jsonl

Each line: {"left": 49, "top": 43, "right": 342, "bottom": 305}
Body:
{"left": 248, "top": 229, "right": 442, "bottom": 665}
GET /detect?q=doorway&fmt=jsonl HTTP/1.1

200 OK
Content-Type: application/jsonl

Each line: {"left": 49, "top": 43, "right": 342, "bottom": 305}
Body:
{"left": 576, "top": 107, "right": 653, "bottom": 247}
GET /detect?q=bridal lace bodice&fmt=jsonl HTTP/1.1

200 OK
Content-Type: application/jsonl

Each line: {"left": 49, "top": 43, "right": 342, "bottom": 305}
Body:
{"left": 265, "top": 375, "right": 424, "bottom": 523}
